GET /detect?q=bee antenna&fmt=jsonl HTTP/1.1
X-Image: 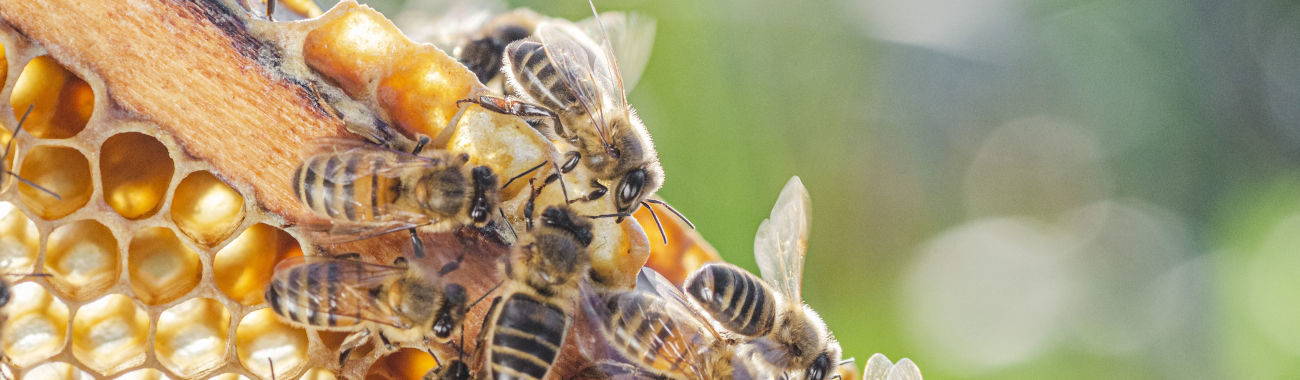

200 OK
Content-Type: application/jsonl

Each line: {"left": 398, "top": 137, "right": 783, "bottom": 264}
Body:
{"left": 498, "top": 208, "right": 518, "bottom": 241}
{"left": 5, "top": 105, "right": 61, "bottom": 201}
{"left": 551, "top": 161, "right": 570, "bottom": 203}
{"left": 644, "top": 199, "right": 693, "bottom": 229}
{"left": 587, "top": 212, "right": 630, "bottom": 220}
{"left": 267, "top": 356, "right": 276, "bottom": 380}
{"left": 640, "top": 201, "right": 667, "bottom": 245}
{"left": 469, "top": 279, "right": 504, "bottom": 308}
{"left": 830, "top": 375, "right": 841, "bottom": 380}
{"left": 838, "top": 358, "right": 855, "bottom": 366}
{"left": 502, "top": 160, "right": 547, "bottom": 190}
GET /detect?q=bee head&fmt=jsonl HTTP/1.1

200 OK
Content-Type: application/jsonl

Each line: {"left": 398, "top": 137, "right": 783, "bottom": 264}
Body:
{"left": 468, "top": 166, "right": 499, "bottom": 226}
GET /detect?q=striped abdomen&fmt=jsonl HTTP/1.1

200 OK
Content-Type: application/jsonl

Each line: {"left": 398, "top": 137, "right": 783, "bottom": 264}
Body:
{"left": 485, "top": 293, "right": 568, "bottom": 380}
{"left": 602, "top": 292, "right": 705, "bottom": 379}
{"left": 505, "top": 40, "right": 579, "bottom": 113}
{"left": 684, "top": 264, "right": 775, "bottom": 337}
{"left": 293, "top": 151, "right": 408, "bottom": 223}
{"left": 265, "top": 260, "right": 380, "bottom": 329}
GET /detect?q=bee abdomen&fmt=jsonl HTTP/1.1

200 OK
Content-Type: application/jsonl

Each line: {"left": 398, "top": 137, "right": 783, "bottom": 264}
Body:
{"left": 265, "top": 261, "right": 366, "bottom": 329}
{"left": 685, "top": 264, "right": 775, "bottom": 337}
{"left": 605, "top": 293, "right": 694, "bottom": 373}
{"left": 487, "top": 294, "right": 568, "bottom": 380}
{"left": 293, "top": 152, "right": 395, "bottom": 223}
{"left": 505, "top": 40, "right": 578, "bottom": 112}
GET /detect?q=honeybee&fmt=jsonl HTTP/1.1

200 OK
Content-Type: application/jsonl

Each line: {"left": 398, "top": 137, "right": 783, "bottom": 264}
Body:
{"left": 474, "top": 205, "right": 594, "bottom": 380}
{"left": 263, "top": 253, "right": 479, "bottom": 364}
{"left": 682, "top": 177, "right": 843, "bottom": 380}
{"left": 575, "top": 267, "right": 762, "bottom": 380}
{"left": 459, "top": 1, "right": 679, "bottom": 227}
{"left": 401, "top": 0, "right": 653, "bottom": 93}
{"left": 292, "top": 137, "right": 499, "bottom": 259}
{"left": 2, "top": 105, "right": 61, "bottom": 200}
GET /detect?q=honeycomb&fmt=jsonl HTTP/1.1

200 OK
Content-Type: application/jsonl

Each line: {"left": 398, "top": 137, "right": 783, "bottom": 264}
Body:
{"left": 0, "top": 0, "right": 661, "bottom": 379}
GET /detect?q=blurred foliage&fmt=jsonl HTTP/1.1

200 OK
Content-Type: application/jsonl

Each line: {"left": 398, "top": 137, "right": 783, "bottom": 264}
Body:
{"left": 349, "top": 0, "right": 1300, "bottom": 378}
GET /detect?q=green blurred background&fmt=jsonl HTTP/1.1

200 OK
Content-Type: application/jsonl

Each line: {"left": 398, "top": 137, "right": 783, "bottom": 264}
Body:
{"left": 340, "top": 0, "right": 1300, "bottom": 378}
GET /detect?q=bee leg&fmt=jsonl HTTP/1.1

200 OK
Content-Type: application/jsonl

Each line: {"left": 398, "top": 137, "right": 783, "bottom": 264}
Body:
{"left": 411, "top": 135, "right": 431, "bottom": 155}
{"left": 459, "top": 96, "right": 564, "bottom": 138}
{"left": 338, "top": 329, "right": 372, "bottom": 366}
{"left": 409, "top": 228, "right": 427, "bottom": 258}
{"left": 265, "top": 0, "right": 275, "bottom": 21}
{"left": 561, "top": 151, "right": 581, "bottom": 173}
{"left": 438, "top": 251, "right": 465, "bottom": 276}
{"left": 333, "top": 252, "right": 362, "bottom": 261}
{"left": 524, "top": 178, "right": 538, "bottom": 232}
{"left": 567, "top": 179, "right": 607, "bottom": 204}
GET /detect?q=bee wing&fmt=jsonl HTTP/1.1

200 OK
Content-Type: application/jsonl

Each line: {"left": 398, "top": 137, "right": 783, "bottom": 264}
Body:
{"left": 302, "top": 137, "right": 451, "bottom": 167}
{"left": 298, "top": 220, "right": 429, "bottom": 245}
{"left": 753, "top": 176, "right": 811, "bottom": 303}
{"left": 270, "top": 255, "right": 412, "bottom": 328}
{"left": 394, "top": 0, "right": 505, "bottom": 51}
{"left": 576, "top": 282, "right": 713, "bottom": 380}
{"left": 575, "top": 11, "right": 655, "bottom": 94}
{"left": 635, "top": 267, "right": 723, "bottom": 340}
{"left": 536, "top": 21, "right": 622, "bottom": 149}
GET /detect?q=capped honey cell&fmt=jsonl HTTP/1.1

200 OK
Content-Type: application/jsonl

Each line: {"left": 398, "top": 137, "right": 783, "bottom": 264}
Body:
{"left": 172, "top": 171, "right": 244, "bottom": 246}
{"left": 101, "top": 132, "right": 174, "bottom": 219}
{"left": 214, "top": 224, "right": 301, "bottom": 305}
{"left": 20, "top": 362, "right": 92, "bottom": 380}
{"left": 71, "top": 293, "right": 150, "bottom": 375}
{"left": 2, "top": 282, "right": 68, "bottom": 367}
{"left": 0, "top": 202, "right": 39, "bottom": 273}
{"left": 155, "top": 298, "right": 230, "bottom": 377}
{"left": 44, "top": 219, "right": 119, "bottom": 300}
{"left": 127, "top": 227, "right": 201, "bottom": 305}
{"left": 17, "top": 145, "right": 92, "bottom": 220}
{"left": 236, "top": 308, "right": 307, "bottom": 380}
{"left": 9, "top": 56, "right": 94, "bottom": 139}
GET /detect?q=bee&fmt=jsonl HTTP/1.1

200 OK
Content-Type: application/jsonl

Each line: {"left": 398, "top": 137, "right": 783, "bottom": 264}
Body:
{"left": 263, "top": 253, "right": 483, "bottom": 365}
{"left": 458, "top": 1, "right": 684, "bottom": 232}
{"left": 575, "top": 267, "right": 762, "bottom": 380}
{"left": 2, "top": 105, "right": 61, "bottom": 200}
{"left": 475, "top": 205, "right": 594, "bottom": 380}
{"left": 682, "top": 177, "right": 843, "bottom": 380}
{"left": 292, "top": 137, "right": 500, "bottom": 260}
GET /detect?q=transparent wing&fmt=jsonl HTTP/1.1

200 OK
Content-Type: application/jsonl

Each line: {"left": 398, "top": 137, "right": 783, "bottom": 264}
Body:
{"left": 886, "top": 358, "right": 923, "bottom": 380}
{"left": 577, "top": 282, "right": 712, "bottom": 380}
{"left": 536, "top": 21, "right": 621, "bottom": 148}
{"left": 270, "top": 255, "right": 411, "bottom": 328}
{"left": 394, "top": 0, "right": 505, "bottom": 51}
{"left": 298, "top": 219, "right": 429, "bottom": 245}
{"left": 575, "top": 11, "right": 655, "bottom": 94}
{"left": 754, "top": 176, "right": 812, "bottom": 302}
{"left": 302, "top": 137, "right": 452, "bottom": 172}
{"left": 635, "top": 267, "right": 722, "bottom": 340}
